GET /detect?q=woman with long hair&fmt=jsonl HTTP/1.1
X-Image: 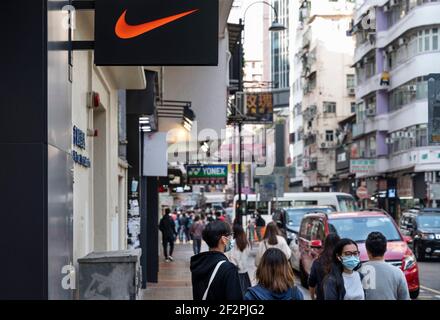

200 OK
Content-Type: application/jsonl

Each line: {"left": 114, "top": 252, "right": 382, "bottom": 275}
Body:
{"left": 228, "top": 224, "right": 252, "bottom": 297}
{"left": 323, "top": 238, "right": 365, "bottom": 300}
{"left": 308, "top": 233, "right": 341, "bottom": 300}
{"left": 255, "top": 222, "right": 291, "bottom": 267}
{"left": 245, "top": 248, "right": 303, "bottom": 300}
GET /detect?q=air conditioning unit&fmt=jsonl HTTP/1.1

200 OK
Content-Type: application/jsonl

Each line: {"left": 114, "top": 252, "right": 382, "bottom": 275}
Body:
{"left": 321, "top": 142, "right": 333, "bottom": 149}
{"left": 356, "top": 62, "right": 362, "bottom": 69}
{"left": 366, "top": 108, "right": 376, "bottom": 117}
{"left": 348, "top": 87, "right": 356, "bottom": 96}
{"left": 385, "top": 137, "right": 392, "bottom": 144}
{"left": 387, "top": 45, "right": 395, "bottom": 53}
{"left": 363, "top": 57, "right": 369, "bottom": 64}
{"left": 383, "top": 4, "right": 390, "bottom": 12}
{"left": 398, "top": 38, "right": 407, "bottom": 46}
{"left": 407, "top": 85, "right": 417, "bottom": 92}
{"left": 390, "top": 0, "right": 399, "bottom": 7}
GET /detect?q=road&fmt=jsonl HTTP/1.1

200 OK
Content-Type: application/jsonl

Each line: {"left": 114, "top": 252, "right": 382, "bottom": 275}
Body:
{"left": 417, "top": 258, "right": 440, "bottom": 300}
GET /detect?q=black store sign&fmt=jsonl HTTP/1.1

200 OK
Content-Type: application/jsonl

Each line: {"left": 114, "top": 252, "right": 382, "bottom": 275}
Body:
{"left": 95, "top": 0, "right": 219, "bottom": 66}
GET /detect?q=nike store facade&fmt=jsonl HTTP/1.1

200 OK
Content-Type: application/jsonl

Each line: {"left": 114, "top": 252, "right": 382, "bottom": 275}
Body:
{"left": 0, "top": 1, "right": 145, "bottom": 299}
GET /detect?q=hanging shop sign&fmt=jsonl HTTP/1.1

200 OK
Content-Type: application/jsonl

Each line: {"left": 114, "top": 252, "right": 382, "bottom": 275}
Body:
{"left": 242, "top": 92, "right": 274, "bottom": 124}
{"left": 397, "top": 175, "right": 414, "bottom": 198}
{"left": 350, "top": 159, "right": 376, "bottom": 175}
{"left": 72, "top": 126, "right": 91, "bottom": 168}
{"left": 95, "top": 0, "right": 219, "bottom": 66}
{"left": 186, "top": 165, "right": 228, "bottom": 185}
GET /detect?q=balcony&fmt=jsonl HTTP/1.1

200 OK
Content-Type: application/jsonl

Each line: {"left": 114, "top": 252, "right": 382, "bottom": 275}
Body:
{"left": 376, "top": 3, "right": 440, "bottom": 49}
{"left": 354, "top": 39, "right": 376, "bottom": 64}
{"left": 356, "top": 73, "right": 385, "bottom": 99}
{"left": 387, "top": 147, "right": 440, "bottom": 173}
{"left": 352, "top": 122, "right": 366, "bottom": 138}
{"left": 388, "top": 99, "right": 428, "bottom": 133}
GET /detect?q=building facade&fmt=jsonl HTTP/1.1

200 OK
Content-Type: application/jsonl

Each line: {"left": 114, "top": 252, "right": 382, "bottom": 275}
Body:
{"left": 350, "top": 0, "right": 440, "bottom": 217}
{"left": 298, "top": 0, "right": 356, "bottom": 191}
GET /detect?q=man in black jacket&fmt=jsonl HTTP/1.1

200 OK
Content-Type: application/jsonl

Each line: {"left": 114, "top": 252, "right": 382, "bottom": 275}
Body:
{"left": 190, "top": 221, "right": 242, "bottom": 300}
{"left": 159, "top": 208, "right": 177, "bottom": 262}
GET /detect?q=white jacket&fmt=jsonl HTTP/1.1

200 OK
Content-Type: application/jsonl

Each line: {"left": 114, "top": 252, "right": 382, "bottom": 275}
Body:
{"left": 255, "top": 235, "right": 292, "bottom": 267}
{"left": 228, "top": 245, "right": 251, "bottom": 274}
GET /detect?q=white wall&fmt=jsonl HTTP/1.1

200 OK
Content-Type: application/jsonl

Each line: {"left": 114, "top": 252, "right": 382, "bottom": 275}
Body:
{"left": 72, "top": 12, "right": 131, "bottom": 263}
{"left": 163, "top": 36, "right": 230, "bottom": 137}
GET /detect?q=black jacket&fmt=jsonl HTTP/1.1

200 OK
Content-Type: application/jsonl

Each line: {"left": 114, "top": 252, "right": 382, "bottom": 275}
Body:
{"left": 190, "top": 251, "right": 243, "bottom": 301}
{"left": 323, "top": 263, "right": 364, "bottom": 300}
{"left": 159, "top": 214, "right": 176, "bottom": 240}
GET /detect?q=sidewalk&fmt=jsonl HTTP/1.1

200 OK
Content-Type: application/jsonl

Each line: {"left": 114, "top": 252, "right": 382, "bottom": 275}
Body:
{"left": 141, "top": 240, "right": 310, "bottom": 300}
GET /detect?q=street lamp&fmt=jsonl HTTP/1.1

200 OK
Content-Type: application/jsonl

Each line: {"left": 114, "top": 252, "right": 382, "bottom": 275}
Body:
{"left": 234, "top": 1, "right": 287, "bottom": 226}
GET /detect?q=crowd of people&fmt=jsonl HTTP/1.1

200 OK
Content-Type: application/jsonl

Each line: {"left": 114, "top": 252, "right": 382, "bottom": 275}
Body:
{"left": 160, "top": 207, "right": 411, "bottom": 301}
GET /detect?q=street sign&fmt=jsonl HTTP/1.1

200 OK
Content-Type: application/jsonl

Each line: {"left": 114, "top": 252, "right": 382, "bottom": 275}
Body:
{"left": 95, "top": 0, "right": 219, "bottom": 66}
{"left": 356, "top": 186, "right": 369, "bottom": 199}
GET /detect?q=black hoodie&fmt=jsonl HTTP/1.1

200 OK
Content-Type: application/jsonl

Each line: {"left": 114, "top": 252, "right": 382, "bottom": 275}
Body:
{"left": 190, "top": 251, "right": 243, "bottom": 301}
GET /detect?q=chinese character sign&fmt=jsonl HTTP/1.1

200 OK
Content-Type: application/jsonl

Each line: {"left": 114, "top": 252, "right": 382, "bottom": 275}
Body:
{"left": 244, "top": 92, "right": 273, "bottom": 123}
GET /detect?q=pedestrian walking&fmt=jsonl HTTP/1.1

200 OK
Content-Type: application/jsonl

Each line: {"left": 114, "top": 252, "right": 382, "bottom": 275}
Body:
{"left": 158, "top": 208, "right": 177, "bottom": 262}
{"left": 228, "top": 224, "right": 252, "bottom": 298}
{"left": 255, "top": 212, "right": 266, "bottom": 242}
{"left": 308, "top": 233, "right": 341, "bottom": 300}
{"left": 255, "top": 222, "right": 291, "bottom": 267}
{"left": 190, "top": 220, "right": 242, "bottom": 300}
{"left": 190, "top": 215, "right": 205, "bottom": 255}
{"left": 361, "top": 232, "right": 410, "bottom": 300}
{"left": 323, "top": 238, "right": 365, "bottom": 300}
{"left": 244, "top": 248, "right": 304, "bottom": 300}
{"left": 247, "top": 216, "right": 256, "bottom": 249}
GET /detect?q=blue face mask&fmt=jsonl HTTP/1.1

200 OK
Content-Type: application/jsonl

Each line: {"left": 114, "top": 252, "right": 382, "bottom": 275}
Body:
{"left": 341, "top": 256, "right": 360, "bottom": 271}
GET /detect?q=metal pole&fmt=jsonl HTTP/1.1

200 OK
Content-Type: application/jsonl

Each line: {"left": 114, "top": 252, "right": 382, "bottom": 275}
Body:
{"left": 236, "top": 18, "right": 244, "bottom": 226}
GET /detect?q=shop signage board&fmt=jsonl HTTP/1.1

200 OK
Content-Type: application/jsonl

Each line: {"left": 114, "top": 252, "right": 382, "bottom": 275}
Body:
{"left": 186, "top": 165, "right": 228, "bottom": 185}
{"left": 397, "top": 175, "right": 414, "bottom": 198}
{"left": 350, "top": 159, "right": 376, "bottom": 175}
{"left": 95, "top": 0, "right": 219, "bottom": 66}
{"left": 238, "top": 91, "right": 274, "bottom": 124}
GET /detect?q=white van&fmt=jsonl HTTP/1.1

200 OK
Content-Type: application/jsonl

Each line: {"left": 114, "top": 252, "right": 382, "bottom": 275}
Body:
{"left": 232, "top": 192, "right": 358, "bottom": 225}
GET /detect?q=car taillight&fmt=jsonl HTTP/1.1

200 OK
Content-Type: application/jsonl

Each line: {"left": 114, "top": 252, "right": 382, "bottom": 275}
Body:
{"left": 402, "top": 249, "right": 416, "bottom": 271}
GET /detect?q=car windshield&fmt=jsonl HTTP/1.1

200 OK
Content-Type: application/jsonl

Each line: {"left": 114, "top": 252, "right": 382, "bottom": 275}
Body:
{"left": 417, "top": 215, "right": 440, "bottom": 228}
{"left": 329, "top": 216, "right": 402, "bottom": 242}
{"left": 337, "top": 196, "right": 359, "bottom": 212}
{"left": 286, "top": 208, "right": 333, "bottom": 227}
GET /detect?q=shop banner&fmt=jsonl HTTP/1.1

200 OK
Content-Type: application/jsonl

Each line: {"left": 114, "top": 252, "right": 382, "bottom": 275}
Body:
{"left": 95, "top": 0, "right": 219, "bottom": 66}
{"left": 186, "top": 165, "right": 228, "bottom": 185}
{"left": 350, "top": 159, "right": 376, "bottom": 175}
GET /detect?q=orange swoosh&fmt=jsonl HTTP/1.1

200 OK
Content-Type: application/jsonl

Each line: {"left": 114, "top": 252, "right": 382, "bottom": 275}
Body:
{"left": 115, "top": 9, "right": 199, "bottom": 39}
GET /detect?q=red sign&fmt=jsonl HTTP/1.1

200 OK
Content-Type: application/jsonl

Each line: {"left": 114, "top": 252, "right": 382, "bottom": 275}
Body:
{"left": 356, "top": 186, "right": 369, "bottom": 199}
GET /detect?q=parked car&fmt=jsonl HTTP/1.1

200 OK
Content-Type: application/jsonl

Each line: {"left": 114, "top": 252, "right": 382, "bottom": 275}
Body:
{"left": 298, "top": 211, "right": 420, "bottom": 299}
{"left": 400, "top": 208, "right": 440, "bottom": 261}
{"left": 284, "top": 206, "right": 336, "bottom": 271}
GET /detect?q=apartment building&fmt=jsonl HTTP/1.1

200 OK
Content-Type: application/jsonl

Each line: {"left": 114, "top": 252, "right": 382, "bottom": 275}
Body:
{"left": 297, "top": 0, "right": 356, "bottom": 191}
{"left": 350, "top": 0, "right": 440, "bottom": 216}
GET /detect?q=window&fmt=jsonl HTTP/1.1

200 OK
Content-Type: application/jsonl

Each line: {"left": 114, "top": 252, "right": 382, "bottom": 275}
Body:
{"left": 433, "top": 28, "right": 439, "bottom": 50}
{"left": 324, "top": 101, "right": 336, "bottom": 113}
{"left": 425, "top": 29, "right": 431, "bottom": 51}
{"left": 351, "top": 102, "right": 356, "bottom": 113}
{"left": 346, "top": 74, "right": 355, "bottom": 88}
{"left": 326, "top": 130, "right": 334, "bottom": 142}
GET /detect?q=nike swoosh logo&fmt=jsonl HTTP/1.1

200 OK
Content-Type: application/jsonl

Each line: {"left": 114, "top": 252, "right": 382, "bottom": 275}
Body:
{"left": 115, "top": 9, "right": 199, "bottom": 39}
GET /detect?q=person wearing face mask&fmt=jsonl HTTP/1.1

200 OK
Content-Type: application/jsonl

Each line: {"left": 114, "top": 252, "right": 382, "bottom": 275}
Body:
{"left": 323, "top": 238, "right": 365, "bottom": 300}
{"left": 190, "top": 221, "right": 242, "bottom": 300}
